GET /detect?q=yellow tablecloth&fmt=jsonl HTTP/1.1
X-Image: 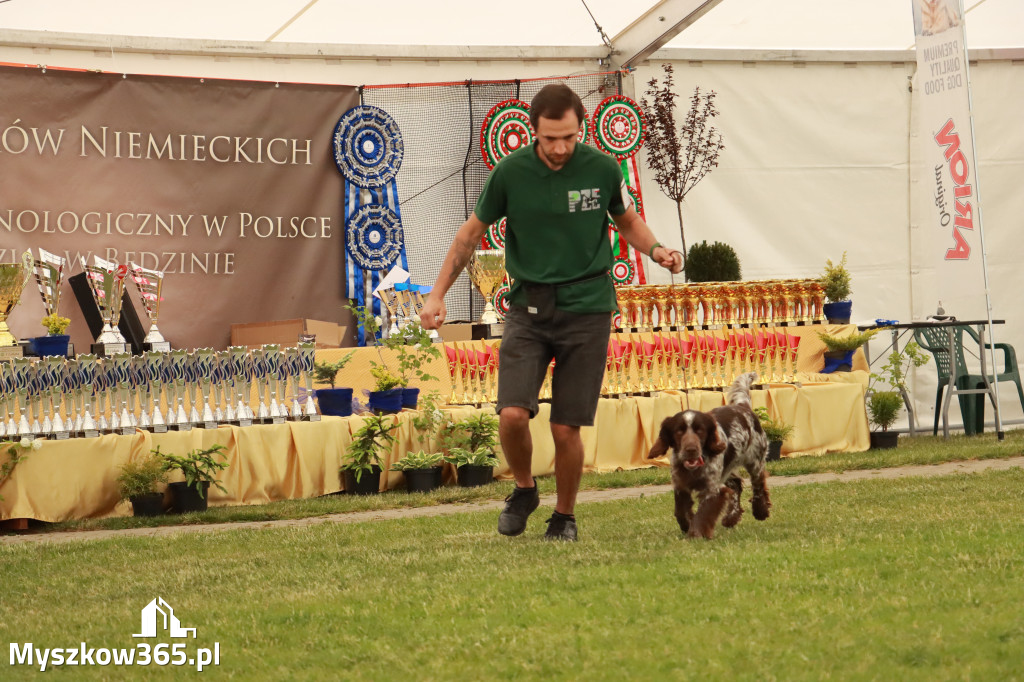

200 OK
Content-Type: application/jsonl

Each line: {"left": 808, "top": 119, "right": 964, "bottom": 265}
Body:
{"left": 1, "top": 378, "right": 868, "bottom": 523}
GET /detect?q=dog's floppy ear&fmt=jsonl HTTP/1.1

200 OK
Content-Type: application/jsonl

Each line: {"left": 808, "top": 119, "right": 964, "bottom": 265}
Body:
{"left": 705, "top": 417, "right": 728, "bottom": 455}
{"left": 648, "top": 415, "right": 678, "bottom": 459}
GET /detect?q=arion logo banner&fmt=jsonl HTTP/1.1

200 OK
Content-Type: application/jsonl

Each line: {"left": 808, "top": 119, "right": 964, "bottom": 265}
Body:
{"left": 133, "top": 597, "right": 197, "bottom": 639}
{"left": 568, "top": 189, "right": 601, "bottom": 213}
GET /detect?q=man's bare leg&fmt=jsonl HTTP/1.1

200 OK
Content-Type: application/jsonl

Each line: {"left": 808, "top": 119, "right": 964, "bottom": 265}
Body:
{"left": 499, "top": 406, "right": 534, "bottom": 488}
{"left": 550, "top": 422, "right": 583, "bottom": 515}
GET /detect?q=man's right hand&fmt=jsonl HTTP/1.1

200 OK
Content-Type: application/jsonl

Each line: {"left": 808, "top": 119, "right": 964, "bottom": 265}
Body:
{"left": 419, "top": 294, "right": 447, "bottom": 330}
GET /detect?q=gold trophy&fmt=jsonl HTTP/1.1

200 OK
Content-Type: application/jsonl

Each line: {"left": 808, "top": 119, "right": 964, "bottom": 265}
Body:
{"left": 129, "top": 262, "right": 171, "bottom": 351}
{"left": 467, "top": 249, "right": 506, "bottom": 326}
{"left": 0, "top": 250, "right": 34, "bottom": 358}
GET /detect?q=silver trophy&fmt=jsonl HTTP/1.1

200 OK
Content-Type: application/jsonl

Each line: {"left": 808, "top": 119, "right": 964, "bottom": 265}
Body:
{"left": 143, "top": 351, "right": 168, "bottom": 433}
{"left": 76, "top": 354, "right": 100, "bottom": 438}
{"left": 193, "top": 349, "right": 218, "bottom": 429}
{"left": 96, "top": 358, "right": 114, "bottom": 433}
{"left": 297, "top": 342, "right": 321, "bottom": 421}
{"left": 185, "top": 352, "right": 202, "bottom": 426}
{"left": 211, "top": 352, "right": 229, "bottom": 423}
{"left": 34, "top": 248, "right": 68, "bottom": 349}
{"left": 251, "top": 347, "right": 270, "bottom": 423}
{"left": 0, "top": 361, "right": 15, "bottom": 437}
{"left": 129, "top": 262, "right": 170, "bottom": 351}
{"left": 42, "top": 357, "right": 70, "bottom": 440}
{"left": 229, "top": 346, "right": 254, "bottom": 427}
{"left": 129, "top": 356, "right": 149, "bottom": 430}
{"left": 13, "top": 357, "right": 37, "bottom": 438}
{"left": 110, "top": 353, "right": 135, "bottom": 435}
{"left": 79, "top": 255, "right": 128, "bottom": 355}
{"left": 264, "top": 344, "right": 286, "bottom": 424}
{"left": 167, "top": 349, "right": 191, "bottom": 431}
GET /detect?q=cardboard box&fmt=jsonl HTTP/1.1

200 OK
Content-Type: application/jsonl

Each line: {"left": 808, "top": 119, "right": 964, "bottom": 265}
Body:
{"left": 439, "top": 322, "right": 474, "bottom": 342}
{"left": 230, "top": 319, "right": 347, "bottom": 349}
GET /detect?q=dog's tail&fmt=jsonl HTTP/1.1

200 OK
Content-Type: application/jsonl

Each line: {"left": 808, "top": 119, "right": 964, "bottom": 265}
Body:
{"left": 726, "top": 372, "right": 757, "bottom": 407}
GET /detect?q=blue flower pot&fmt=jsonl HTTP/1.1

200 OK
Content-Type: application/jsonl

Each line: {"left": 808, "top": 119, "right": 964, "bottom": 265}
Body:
{"left": 401, "top": 387, "right": 420, "bottom": 410}
{"left": 368, "top": 388, "right": 403, "bottom": 414}
{"left": 315, "top": 387, "right": 354, "bottom": 417}
{"left": 30, "top": 335, "right": 70, "bottom": 357}
{"left": 823, "top": 300, "right": 853, "bottom": 324}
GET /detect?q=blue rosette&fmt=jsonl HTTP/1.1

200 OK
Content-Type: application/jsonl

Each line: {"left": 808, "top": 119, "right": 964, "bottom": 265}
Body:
{"left": 346, "top": 203, "right": 404, "bottom": 272}
{"left": 332, "top": 105, "right": 404, "bottom": 189}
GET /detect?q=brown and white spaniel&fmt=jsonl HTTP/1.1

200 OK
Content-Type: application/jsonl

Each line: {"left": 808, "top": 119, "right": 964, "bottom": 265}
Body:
{"left": 649, "top": 372, "right": 771, "bottom": 539}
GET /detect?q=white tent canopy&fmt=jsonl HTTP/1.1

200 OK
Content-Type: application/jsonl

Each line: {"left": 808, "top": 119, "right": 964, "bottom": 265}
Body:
{"left": 2, "top": 0, "right": 1022, "bottom": 430}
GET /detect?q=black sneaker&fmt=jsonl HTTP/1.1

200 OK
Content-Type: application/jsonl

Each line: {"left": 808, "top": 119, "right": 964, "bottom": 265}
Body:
{"left": 544, "top": 511, "right": 578, "bottom": 542}
{"left": 497, "top": 479, "right": 539, "bottom": 536}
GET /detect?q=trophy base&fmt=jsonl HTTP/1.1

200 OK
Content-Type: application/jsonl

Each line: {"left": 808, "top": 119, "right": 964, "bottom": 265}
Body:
{"left": 144, "top": 341, "right": 172, "bottom": 352}
{"left": 150, "top": 424, "right": 168, "bottom": 434}
{"left": 300, "top": 414, "right": 322, "bottom": 422}
{"left": 198, "top": 421, "right": 219, "bottom": 429}
{"left": 471, "top": 323, "right": 504, "bottom": 340}
{"left": 91, "top": 342, "right": 127, "bottom": 357}
{"left": 169, "top": 423, "right": 193, "bottom": 432}
{"left": 50, "top": 431, "right": 71, "bottom": 441}
{"left": 77, "top": 429, "right": 101, "bottom": 439}
{"left": 119, "top": 426, "right": 135, "bottom": 436}
{"left": 0, "top": 344, "right": 25, "bottom": 360}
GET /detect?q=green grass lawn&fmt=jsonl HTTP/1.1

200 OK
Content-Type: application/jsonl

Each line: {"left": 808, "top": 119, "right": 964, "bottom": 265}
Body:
{"left": 3, "top": 466, "right": 1023, "bottom": 680}
{"left": 33, "top": 427, "right": 1024, "bottom": 534}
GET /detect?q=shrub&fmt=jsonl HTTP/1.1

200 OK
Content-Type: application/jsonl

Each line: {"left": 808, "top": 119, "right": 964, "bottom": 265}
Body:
{"left": 116, "top": 452, "right": 169, "bottom": 500}
{"left": 820, "top": 252, "right": 852, "bottom": 303}
{"left": 683, "top": 240, "right": 741, "bottom": 282}
{"left": 867, "top": 391, "right": 904, "bottom": 431}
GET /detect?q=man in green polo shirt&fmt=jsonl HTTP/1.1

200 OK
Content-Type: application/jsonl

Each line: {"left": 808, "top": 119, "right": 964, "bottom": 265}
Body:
{"left": 421, "top": 83, "right": 682, "bottom": 541}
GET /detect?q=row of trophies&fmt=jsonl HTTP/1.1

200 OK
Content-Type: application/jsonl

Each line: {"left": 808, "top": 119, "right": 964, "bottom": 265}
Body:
{"left": 0, "top": 249, "right": 169, "bottom": 359}
{"left": 462, "top": 248, "right": 828, "bottom": 333}
{"left": 0, "top": 344, "right": 320, "bottom": 440}
{"left": 377, "top": 282, "right": 439, "bottom": 339}
{"left": 441, "top": 327, "right": 806, "bottom": 406}
{"left": 614, "top": 279, "right": 828, "bottom": 331}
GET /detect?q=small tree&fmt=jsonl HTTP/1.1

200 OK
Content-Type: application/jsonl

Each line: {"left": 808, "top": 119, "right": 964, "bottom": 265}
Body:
{"left": 641, "top": 64, "right": 725, "bottom": 277}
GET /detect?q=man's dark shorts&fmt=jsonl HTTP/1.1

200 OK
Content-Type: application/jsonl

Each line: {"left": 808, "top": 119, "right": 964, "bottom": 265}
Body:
{"left": 496, "top": 304, "right": 612, "bottom": 427}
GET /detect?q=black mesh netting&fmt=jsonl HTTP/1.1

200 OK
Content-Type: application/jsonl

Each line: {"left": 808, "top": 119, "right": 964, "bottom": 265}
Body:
{"left": 360, "top": 70, "right": 622, "bottom": 322}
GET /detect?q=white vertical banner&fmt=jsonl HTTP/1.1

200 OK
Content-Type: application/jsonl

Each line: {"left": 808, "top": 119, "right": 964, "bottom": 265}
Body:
{"left": 909, "top": 0, "right": 988, "bottom": 319}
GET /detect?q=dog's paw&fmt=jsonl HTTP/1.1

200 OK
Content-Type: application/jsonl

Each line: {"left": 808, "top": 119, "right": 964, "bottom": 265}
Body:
{"left": 752, "top": 496, "right": 771, "bottom": 521}
{"left": 721, "top": 508, "right": 743, "bottom": 528}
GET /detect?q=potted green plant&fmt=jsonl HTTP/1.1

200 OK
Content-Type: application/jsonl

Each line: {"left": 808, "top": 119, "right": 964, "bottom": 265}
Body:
{"left": 342, "top": 413, "right": 398, "bottom": 494}
{"left": 867, "top": 342, "right": 930, "bottom": 449}
{"left": 348, "top": 303, "right": 441, "bottom": 413}
{"left": 753, "top": 406, "right": 795, "bottom": 462}
{"left": 820, "top": 252, "right": 853, "bottom": 323}
{"left": 683, "top": 240, "right": 741, "bottom": 283}
{"left": 31, "top": 313, "right": 72, "bottom": 357}
{"left": 159, "top": 444, "right": 229, "bottom": 513}
{"left": 312, "top": 351, "right": 356, "bottom": 417}
{"left": 816, "top": 328, "right": 878, "bottom": 373}
{"left": 444, "top": 447, "right": 500, "bottom": 487}
{"left": 439, "top": 412, "right": 500, "bottom": 487}
{"left": 116, "top": 451, "right": 169, "bottom": 517}
{"left": 390, "top": 449, "right": 445, "bottom": 493}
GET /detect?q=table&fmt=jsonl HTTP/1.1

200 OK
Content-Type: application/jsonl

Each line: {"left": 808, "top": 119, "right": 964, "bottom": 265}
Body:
{"left": 858, "top": 319, "right": 1004, "bottom": 438}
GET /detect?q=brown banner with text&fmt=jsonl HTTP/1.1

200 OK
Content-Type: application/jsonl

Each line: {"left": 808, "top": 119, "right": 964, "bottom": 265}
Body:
{"left": 0, "top": 65, "right": 359, "bottom": 349}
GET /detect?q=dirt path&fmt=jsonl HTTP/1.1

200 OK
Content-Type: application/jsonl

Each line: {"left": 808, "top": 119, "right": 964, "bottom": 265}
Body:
{"left": 5, "top": 456, "right": 1023, "bottom": 547}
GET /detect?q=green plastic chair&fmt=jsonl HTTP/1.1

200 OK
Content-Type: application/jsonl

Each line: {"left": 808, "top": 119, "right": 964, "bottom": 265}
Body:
{"left": 912, "top": 326, "right": 987, "bottom": 435}
{"left": 961, "top": 325, "right": 1024, "bottom": 417}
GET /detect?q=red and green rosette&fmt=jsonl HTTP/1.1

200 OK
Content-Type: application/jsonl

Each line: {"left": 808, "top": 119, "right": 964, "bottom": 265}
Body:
{"left": 611, "top": 257, "right": 635, "bottom": 285}
{"left": 480, "top": 100, "right": 534, "bottom": 169}
{"left": 484, "top": 217, "right": 507, "bottom": 249}
{"left": 592, "top": 95, "right": 647, "bottom": 161}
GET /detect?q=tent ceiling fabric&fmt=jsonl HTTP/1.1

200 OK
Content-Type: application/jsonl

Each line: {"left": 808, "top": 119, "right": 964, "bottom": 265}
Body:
{"left": 0, "top": 0, "right": 1019, "bottom": 50}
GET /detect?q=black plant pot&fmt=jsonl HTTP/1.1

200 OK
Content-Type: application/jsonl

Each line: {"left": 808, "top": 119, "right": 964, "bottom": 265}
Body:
{"left": 457, "top": 464, "right": 494, "bottom": 488}
{"left": 129, "top": 492, "right": 166, "bottom": 517}
{"left": 344, "top": 465, "right": 383, "bottom": 495}
{"left": 404, "top": 467, "right": 443, "bottom": 493}
{"left": 870, "top": 431, "right": 899, "bottom": 450}
{"left": 767, "top": 441, "right": 783, "bottom": 462}
{"left": 169, "top": 481, "right": 210, "bottom": 513}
